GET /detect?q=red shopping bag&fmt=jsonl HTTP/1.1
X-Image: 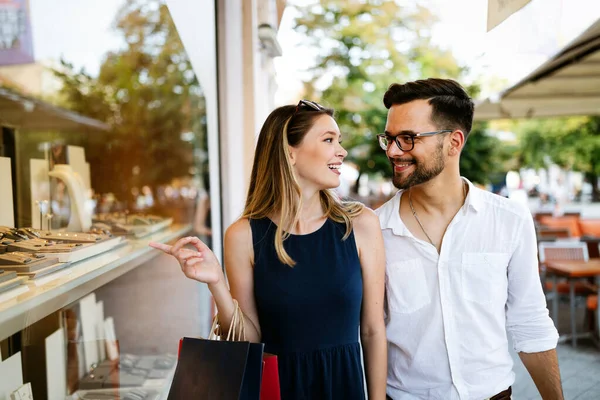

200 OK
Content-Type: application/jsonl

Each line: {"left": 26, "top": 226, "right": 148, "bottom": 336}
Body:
{"left": 260, "top": 354, "right": 280, "bottom": 400}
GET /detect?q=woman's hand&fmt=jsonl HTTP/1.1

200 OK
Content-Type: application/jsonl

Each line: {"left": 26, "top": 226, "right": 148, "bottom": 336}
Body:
{"left": 149, "top": 236, "right": 223, "bottom": 284}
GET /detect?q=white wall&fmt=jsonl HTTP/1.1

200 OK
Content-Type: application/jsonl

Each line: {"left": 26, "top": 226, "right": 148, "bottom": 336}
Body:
{"left": 164, "top": 0, "right": 222, "bottom": 265}
{"left": 168, "top": 0, "right": 281, "bottom": 239}
{"left": 217, "top": 0, "right": 280, "bottom": 230}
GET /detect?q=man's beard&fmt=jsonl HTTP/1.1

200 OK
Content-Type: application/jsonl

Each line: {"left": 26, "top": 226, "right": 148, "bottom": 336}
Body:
{"left": 391, "top": 142, "right": 445, "bottom": 190}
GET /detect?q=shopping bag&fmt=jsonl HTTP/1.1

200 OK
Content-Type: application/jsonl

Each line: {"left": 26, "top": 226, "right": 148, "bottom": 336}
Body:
{"left": 167, "top": 300, "right": 265, "bottom": 400}
{"left": 260, "top": 353, "right": 281, "bottom": 400}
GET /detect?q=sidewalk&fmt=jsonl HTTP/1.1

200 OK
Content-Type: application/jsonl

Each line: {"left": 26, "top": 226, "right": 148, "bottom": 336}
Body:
{"left": 511, "top": 301, "right": 600, "bottom": 399}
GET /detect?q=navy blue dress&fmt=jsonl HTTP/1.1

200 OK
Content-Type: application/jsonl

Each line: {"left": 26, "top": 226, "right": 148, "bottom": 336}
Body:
{"left": 250, "top": 218, "right": 365, "bottom": 400}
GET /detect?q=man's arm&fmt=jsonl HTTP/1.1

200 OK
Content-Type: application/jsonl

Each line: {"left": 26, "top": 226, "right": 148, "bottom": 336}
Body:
{"left": 505, "top": 208, "right": 562, "bottom": 398}
{"left": 519, "top": 350, "right": 563, "bottom": 400}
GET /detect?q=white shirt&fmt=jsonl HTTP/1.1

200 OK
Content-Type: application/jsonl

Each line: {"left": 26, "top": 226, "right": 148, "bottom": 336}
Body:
{"left": 375, "top": 178, "right": 558, "bottom": 400}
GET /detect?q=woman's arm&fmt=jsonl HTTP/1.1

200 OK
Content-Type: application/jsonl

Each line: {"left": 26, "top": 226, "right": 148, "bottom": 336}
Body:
{"left": 220, "top": 218, "right": 262, "bottom": 341}
{"left": 149, "top": 218, "right": 261, "bottom": 342}
{"left": 354, "top": 208, "right": 387, "bottom": 400}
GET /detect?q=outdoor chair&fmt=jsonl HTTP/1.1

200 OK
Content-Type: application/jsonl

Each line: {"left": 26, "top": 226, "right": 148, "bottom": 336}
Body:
{"left": 539, "top": 242, "right": 597, "bottom": 328}
{"left": 539, "top": 216, "right": 582, "bottom": 238}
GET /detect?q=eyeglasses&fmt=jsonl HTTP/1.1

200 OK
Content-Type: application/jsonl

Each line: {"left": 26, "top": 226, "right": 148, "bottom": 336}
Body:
{"left": 295, "top": 99, "right": 325, "bottom": 113}
{"left": 377, "top": 130, "right": 453, "bottom": 152}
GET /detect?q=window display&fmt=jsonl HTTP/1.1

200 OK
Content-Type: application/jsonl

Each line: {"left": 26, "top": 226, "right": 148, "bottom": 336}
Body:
{"left": 0, "top": 0, "right": 216, "bottom": 398}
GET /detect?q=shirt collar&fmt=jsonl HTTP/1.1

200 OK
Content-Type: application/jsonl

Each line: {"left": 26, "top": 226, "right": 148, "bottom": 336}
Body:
{"left": 463, "top": 177, "right": 483, "bottom": 213}
{"left": 377, "top": 177, "right": 482, "bottom": 236}
{"left": 377, "top": 190, "right": 409, "bottom": 237}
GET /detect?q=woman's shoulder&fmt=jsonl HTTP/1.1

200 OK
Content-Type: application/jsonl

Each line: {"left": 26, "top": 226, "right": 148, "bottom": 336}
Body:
{"left": 351, "top": 207, "right": 381, "bottom": 236}
{"left": 225, "top": 218, "right": 252, "bottom": 245}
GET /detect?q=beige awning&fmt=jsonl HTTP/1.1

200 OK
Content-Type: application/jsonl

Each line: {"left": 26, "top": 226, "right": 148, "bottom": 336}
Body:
{"left": 487, "top": 0, "right": 532, "bottom": 32}
{"left": 475, "top": 17, "right": 600, "bottom": 120}
{"left": 0, "top": 87, "right": 110, "bottom": 132}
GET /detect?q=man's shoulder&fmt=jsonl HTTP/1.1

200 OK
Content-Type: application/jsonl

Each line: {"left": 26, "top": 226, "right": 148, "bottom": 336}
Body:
{"left": 474, "top": 186, "right": 531, "bottom": 220}
{"left": 374, "top": 191, "right": 401, "bottom": 217}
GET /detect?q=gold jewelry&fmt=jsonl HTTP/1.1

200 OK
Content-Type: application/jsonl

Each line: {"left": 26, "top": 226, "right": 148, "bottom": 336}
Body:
{"left": 409, "top": 181, "right": 467, "bottom": 248}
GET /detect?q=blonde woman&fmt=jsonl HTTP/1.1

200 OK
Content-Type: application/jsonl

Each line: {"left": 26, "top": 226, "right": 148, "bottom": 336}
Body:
{"left": 150, "top": 100, "right": 387, "bottom": 399}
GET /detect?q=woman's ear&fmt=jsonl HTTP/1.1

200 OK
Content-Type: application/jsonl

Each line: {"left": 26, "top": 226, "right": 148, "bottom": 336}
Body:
{"left": 288, "top": 145, "right": 297, "bottom": 166}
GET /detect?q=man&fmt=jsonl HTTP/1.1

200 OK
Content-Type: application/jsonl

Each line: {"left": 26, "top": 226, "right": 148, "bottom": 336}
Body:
{"left": 374, "top": 78, "right": 562, "bottom": 400}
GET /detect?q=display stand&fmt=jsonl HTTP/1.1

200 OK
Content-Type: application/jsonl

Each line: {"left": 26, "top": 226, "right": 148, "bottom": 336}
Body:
{"left": 0, "top": 352, "right": 23, "bottom": 399}
{"left": 48, "top": 165, "right": 92, "bottom": 232}
{"left": 79, "top": 293, "right": 100, "bottom": 370}
{"left": 45, "top": 328, "right": 67, "bottom": 399}
{"left": 67, "top": 146, "right": 91, "bottom": 192}
{"left": 29, "top": 159, "right": 50, "bottom": 230}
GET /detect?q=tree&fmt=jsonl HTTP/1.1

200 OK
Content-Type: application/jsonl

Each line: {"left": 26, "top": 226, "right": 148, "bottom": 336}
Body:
{"left": 51, "top": 0, "right": 206, "bottom": 200}
{"left": 517, "top": 116, "right": 600, "bottom": 200}
{"left": 291, "top": 0, "right": 503, "bottom": 185}
{"left": 460, "top": 122, "right": 514, "bottom": 186}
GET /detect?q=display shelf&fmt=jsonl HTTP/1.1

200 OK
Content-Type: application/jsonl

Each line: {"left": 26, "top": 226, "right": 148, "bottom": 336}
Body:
{"left": 0, "top": 224, "right": 192, "bottom": 340}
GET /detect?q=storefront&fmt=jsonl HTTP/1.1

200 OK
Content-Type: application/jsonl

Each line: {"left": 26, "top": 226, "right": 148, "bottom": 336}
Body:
{"left": 0, "top": 0, "right": 284, "bottom": 398}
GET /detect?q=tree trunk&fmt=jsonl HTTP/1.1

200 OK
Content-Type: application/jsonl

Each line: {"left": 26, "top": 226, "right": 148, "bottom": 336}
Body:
{"left": 586, "top": 172, "right": 600, "bottom": 202}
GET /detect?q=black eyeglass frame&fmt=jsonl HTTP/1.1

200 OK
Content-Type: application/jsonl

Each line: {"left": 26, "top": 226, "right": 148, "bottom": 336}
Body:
{"left": 377, "top": 129, "right": 453, "bottom": 152}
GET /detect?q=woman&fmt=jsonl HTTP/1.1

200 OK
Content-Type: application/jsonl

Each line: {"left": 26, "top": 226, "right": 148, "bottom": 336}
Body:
{"left": 150, "top": 100, "right": 387, "bottom": 399}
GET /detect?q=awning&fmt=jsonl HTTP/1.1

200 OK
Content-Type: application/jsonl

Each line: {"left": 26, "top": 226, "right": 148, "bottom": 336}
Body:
{"left": 474, "top": 17, "right": 600, "bottom": 120}
{"left": 0, "top": 87, "right": 110, "bottom": 132}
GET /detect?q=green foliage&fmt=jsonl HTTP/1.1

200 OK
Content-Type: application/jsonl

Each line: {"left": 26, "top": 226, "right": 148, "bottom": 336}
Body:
{"left": 51, "top": 0, "right": 206, "bottom": 197}
{"left": 517, "top": 117, "right": 600, "bottom": 173}
{"left": 460, "top": 122, "right": 512, "bottom": 185}
{"left": 291, "top": 0, "right": 503, "bottom": 184}
{"left": 516, "top": 116, "right": 600, "bottom": 198}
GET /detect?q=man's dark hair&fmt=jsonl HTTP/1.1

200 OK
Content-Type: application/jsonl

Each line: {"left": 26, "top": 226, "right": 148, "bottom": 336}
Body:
{"left": 383, "top": 78, "right": 475, "bottom": 138}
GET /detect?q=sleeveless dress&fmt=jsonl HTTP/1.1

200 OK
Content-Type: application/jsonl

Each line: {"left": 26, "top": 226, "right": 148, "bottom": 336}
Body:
{"left": 250, "top": 217, "right": 366, "bottom": 400}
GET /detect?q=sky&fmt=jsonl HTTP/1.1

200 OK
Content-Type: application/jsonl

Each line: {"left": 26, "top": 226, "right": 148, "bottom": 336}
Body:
{"left": 25, "top": 0, "right": 600, "bottom": 103}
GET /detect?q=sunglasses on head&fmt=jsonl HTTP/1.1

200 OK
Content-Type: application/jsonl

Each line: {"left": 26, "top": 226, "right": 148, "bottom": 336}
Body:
{"left": 295, "top": 99, "right": 325, "bottom": 113}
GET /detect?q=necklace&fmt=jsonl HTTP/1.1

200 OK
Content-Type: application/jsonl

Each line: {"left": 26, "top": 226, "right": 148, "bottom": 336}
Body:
{"left": 408, "top": 181, "right": 467, "bottom": 247}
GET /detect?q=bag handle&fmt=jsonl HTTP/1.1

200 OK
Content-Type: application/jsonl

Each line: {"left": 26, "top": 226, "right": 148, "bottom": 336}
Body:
{"left": 209, "top": 299, "right": 247, "bottom": 342}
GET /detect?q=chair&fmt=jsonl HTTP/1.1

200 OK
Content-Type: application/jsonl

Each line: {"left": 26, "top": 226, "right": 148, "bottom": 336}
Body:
{"left": 580, "top": 237, "right": 600, "bottom": 259}
{"left": 539, "top": 241, "right": 589, "bottom": 264}
{"left": 584, "top": 241, "right": 600, "bottom": 334}
{"left": 537, "top": 226, "right": 571, "bottom": 240}
{"left": 539, "top": 216, "right": 582, "bottom": 237}
{"left": 579, "top": 219, "right": 600, "bottom": 238}
{"left": 539, "top": 242, "right": 597, "bottom": 339}
{"left": 539, "top": 241, "right": 595, "bottom": 306}
{"left": 565, "top": 211, "right": 582, "bottom": 218}
{"left": 534, "top": 211, "right": 554, "bottom": 224}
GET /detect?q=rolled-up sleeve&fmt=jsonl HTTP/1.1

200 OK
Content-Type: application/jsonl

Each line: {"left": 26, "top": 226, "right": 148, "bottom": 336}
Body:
{"left": 506, "top": 211, "right": 559, "bottom": 353}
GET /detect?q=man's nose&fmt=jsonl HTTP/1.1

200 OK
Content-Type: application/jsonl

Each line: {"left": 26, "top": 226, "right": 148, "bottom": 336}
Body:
{"left": 387, "top": 142, "right": 407, "bottom": 159}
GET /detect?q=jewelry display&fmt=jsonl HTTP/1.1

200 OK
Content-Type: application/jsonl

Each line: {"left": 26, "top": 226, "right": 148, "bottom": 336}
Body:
{"left": 0, "top": 270, "right": 18, "bottom": 284}
{"left": 0, "top": 273, "right": 26, "bottom": 294}
{"left": 0, "top": 252, "right": 65, "bottom": 276}
{"left": 0, "top": 226, "right": 110, "bottom": 243}
{"left": 39, "top": 231, "right": 105, "bottom": 243}
{"left": 0, "top": 252, "right": 38, "bottom": 265}
{"left": 7, "top": 238, "right": 87, "bottom": 254}
{"left": 93, "top": 212, "right": 172, "bottom": 238}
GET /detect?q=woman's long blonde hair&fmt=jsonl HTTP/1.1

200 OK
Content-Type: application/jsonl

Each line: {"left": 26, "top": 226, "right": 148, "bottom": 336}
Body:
{"left": 241, "top": 104, "right": 364, "bottom": 266}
